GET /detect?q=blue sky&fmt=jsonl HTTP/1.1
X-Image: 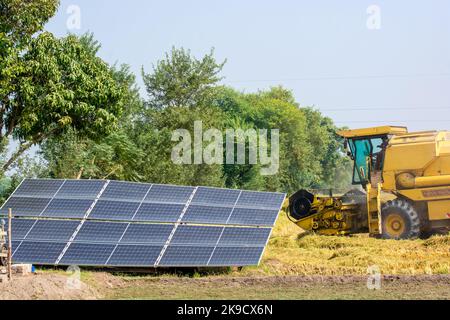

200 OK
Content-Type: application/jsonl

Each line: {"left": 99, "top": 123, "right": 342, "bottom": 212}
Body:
{"left": 45, "top": 0, "right": 450, "bottom": 132}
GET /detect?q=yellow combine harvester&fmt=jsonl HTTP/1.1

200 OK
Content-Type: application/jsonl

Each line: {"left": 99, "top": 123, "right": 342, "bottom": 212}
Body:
{"left": 287, "top": 126, "right": 450, "bottom": 239}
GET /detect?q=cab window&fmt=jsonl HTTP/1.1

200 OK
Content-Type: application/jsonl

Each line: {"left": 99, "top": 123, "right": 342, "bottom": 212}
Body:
{"left": 348, "top": 136, "right": 387, "bottom": 185}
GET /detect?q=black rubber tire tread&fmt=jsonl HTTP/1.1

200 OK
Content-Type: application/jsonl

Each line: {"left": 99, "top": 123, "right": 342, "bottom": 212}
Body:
{"left": 381, "top": 199, "right": 421, "bottom": 239}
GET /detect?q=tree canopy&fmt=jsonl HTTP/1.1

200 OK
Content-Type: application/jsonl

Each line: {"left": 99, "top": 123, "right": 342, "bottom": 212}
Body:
{"left": 0, "top": 1, "right": 125, "bottom": 172}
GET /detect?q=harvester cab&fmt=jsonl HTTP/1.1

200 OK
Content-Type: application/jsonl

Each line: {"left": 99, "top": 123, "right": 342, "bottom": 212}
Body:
{"left": 339, "top": 126, "right": 408, "bottom": 189}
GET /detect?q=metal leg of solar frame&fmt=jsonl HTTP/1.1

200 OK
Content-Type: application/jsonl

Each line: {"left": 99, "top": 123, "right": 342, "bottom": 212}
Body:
{"left": 55, "top": 180, "right": 111, "bottom": 265}
{"left": 104, "top": 184, "right": 154, "bottom": 266}
{"left": 154, "top": 186, "right": 198, "bottom": 267}
{"left": 206, "top": 190, "right": 243, "bottom": 267}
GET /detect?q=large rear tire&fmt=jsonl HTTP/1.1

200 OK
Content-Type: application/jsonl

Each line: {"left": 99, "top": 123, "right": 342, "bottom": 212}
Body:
{"left": 381, "top": 199, "right": 421, "bottom": 239}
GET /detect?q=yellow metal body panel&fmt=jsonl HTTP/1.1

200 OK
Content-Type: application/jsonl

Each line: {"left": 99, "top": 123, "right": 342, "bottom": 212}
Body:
{"left": 428, "top": 200, "right": 450, "bottom": 221}
{"left": 398, "top": 186, "right": 450, "bottom": 201}
{"left": 338, "top": 126, "right": 408, "bottom": 138}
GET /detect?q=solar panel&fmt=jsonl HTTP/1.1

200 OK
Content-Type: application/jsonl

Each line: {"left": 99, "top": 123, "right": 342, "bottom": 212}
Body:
{"left": 120, "top": 223, "right": 173, "bottom": 244}
{"left": 0, "top": 197, "right": 51, "bottom": 217}
{"left": 228, "top": 207, "right": 280, "bottom": 227}
{"left": 25, "top": 219, "right": 80, "bottom": 242}
{"left": 191, "top": 187, "right": 240, "bottom": 206}
{"left": 10, "top": 241, "right": 21, "bottom": 254}
{"left": 100, "top": 181, "right": 151, "bottom": 201}
{"left": 144, "top": 184, "right": 194, "bottom": 203}
{"left": 41, "top": 198, "right": 93, "bottom": 219}
{"left": 13, "top": 241, "right": 67, "bottom": 265}
{"left": 208, "top": 247, "right": 265, "bottom": 266}
{"left": 236, "top": 191, "right": 285, "bottom": 209}
{"left": 13, "top": 179, "right": 63, "bottom": 198}
{"left": 159, "top": 246, "right": 215, "bottom": 267}
{"left": 181, "top": 205, "right": 233, "bottom": 224}
{"left": 74, "top": 221, "right": 128, "bottom": 243}
{"left": 3, "top": 218, "right": 36, "bottom": 240}
{"left": 171, "top": 225, "right": 223, "bottom": 246}
{"left": 59, "top": 243, "right": 115, "bottom": 266}
{"left": 218, "top": 227, "right": 271, "bottom": 247}
{"left": 132, "top": 203, "right": 184, "bottom": 222}
{"left": 88, "top": 200, "right": 140, "bottom": 221}
{"left": 54, "top": 180, "right": 105, "bottom": 199}
{"left": 107, "top": 245, "right": 163, "bottom": 267}
{"left": 3, "top": 178, "right": 286, "bottom": 268}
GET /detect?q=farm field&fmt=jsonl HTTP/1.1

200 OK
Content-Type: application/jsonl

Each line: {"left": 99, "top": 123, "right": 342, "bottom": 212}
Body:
{"left": 1, "top": 213, "right": 449, "bottom": 300}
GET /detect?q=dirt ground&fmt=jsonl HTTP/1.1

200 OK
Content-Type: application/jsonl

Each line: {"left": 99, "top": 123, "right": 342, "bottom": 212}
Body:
{"left": 0, "top": 272, "right": 98, "bottom": 300}
{"left": 1, "top": 271, "right": 449, "bottom": 300}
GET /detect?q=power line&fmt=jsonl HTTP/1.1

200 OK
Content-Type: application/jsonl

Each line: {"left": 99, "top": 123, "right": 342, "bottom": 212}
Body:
{"left": 224, "top": 73, "right": 450, "bottom": 84}
{"left": 334, "top": 120, "right": 450, "bottom": 123}
{"left": 317, "top": 106, "right": 450, "bottom": 111}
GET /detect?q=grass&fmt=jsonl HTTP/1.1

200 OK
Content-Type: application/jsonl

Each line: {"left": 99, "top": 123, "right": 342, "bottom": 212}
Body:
{"left": 246, "top": 212, "right": 450, "bottom": 276}
{"left": 101, "top": 277, "right": 450, "bottom": 300}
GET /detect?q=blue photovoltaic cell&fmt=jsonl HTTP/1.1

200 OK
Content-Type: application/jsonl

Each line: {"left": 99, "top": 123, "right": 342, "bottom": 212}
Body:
{"left": 209, "top": 246, "right": 264, "bottom": 266}
{"left": 54, "top": 180, "right": 105, "bottom": 199}
{"left": 59, "top": 243, "right": 115, "bottom": 266}
{"left": 120, "top": 223, "right": 173, "bottom": 244}
{"left": 12, "top": 241, "right": 66, "bottom": 265}
{"left": 144, "top": 184, "right": 194, "bottom": 204}
{"left": 25, "top": 219, "right": 80, "bottom": 242}
{"left": 13, "top": 179, "right": 64, "bottom": 198}
{"left": 4, "top": 219, "right": 36, "bottom": 240}
{"left": 74, "top": 221, "right": 128, "bottom": 243}
{"left": 159, "top": 246, "right": 214, "bottom": 266}
{"left": 88, "top": 200, "right": 140, "bottom": 221}
{"left": 3, "top": 219, "right": 36, "bottom": 241}
{"left": 171, "top": 225, "right": 223, "bottom": 246}
{"left": 133, "top": 203, "right": 184, "bottom": 222}
{"left": 236, "top": 191, "right": 285, "bottom": 209}
{"left": 11, "top": 241, "right": 21, "bottom": 254}
{"left": 228, "top": 207, "right": 280, "bottom": 227}
{"left": 0, "top": 197, "right": 50, "bottom": 217}
{"left": 108, "top": 245, "right": 163, "bottom": 266}
{"left": 218, "top": 227, "right": 271, "bottom": 247}
{"left": 181, "top": 205, "right": 233, "bottom": 224}
{"left": 100, "top": 181, "right": 151, "bottom": 201}
{"left": 191, "top": 187, "right": 240, "bottom": 206}
{"left": 41, "top": 198, "right": 93, "bottom": 218}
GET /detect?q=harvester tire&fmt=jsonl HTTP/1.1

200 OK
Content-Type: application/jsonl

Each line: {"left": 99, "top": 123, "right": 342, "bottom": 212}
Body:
{"left": 381, "top": 199, "right": 421, "bottom": 239}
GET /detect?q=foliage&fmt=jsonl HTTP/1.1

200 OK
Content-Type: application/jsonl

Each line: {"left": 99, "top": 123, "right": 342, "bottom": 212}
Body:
{"left": 0, "top": 3, "right": 125, "bottom": 173}
{"left": 142, "top": 47, "right": 225, "bottom": 109}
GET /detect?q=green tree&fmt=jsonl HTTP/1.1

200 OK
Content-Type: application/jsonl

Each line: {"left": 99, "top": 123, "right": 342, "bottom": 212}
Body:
{"left": 142, "top": 47, "right": 226, "bottom": 109}
{"left": 0, "top": 3, "right": 125, "bottom": 172}
{"left": 133, "top": 47, "right": 228, "bottom": 186}
{"left": 41, "top": 33, "right": 145, "bottom": 181}
{"left": 213, "top": 86, "right": 351, "bottom": 193}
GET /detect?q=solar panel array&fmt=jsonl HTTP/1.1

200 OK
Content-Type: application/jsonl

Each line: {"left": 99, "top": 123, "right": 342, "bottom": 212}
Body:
{"left": 0, "top": 179, "right": 286, "bottom": 268}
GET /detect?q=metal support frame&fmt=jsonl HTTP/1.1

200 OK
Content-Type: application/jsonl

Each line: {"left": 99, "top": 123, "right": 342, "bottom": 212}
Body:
{"left": 154, "top": 187, "right": 198, "bottom": 267}
{"left": 104, "top": 184, "right": 154, "bottom": 265}
{"left": 55, "top": 180, "right": 111, "bottom": 265}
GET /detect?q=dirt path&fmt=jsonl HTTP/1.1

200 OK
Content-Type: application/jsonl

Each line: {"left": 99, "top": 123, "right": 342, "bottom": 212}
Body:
{"left": 1, "top": 272, "right": 449, "bottom": 300}
{"left": 0, "top": 273, "right": 99, "bottom": 300}
{"left": 95, "top": 273, "right": 450, "bottom": 300}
